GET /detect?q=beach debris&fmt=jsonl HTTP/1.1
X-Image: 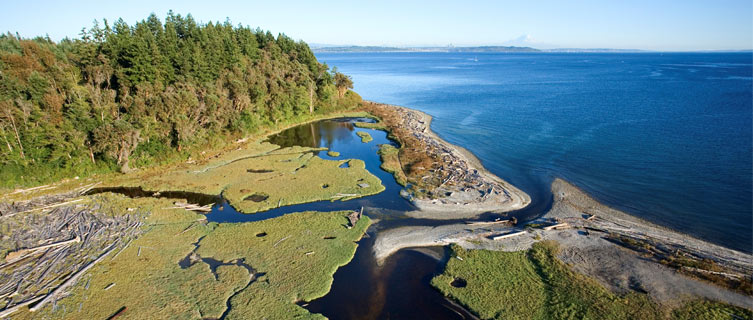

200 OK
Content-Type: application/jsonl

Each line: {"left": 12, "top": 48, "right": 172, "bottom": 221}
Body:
{"left": 465, "top": 219, "right": 513, "bottom": 226}
{"left": 165, "top": 202, "right": 213, "bottom": 212}
{"left": 543, "top": 223, "right": 570, "bottom": 231}
{"left": 106, "top": 306, "right": 127, "bottom": 320}
{"left": 0, "top": 197, "right": 143, "bottom": 315}
{"left": 332, "top": 193, "right": 358, "bottom": 199}
{"left": 273, "top": 235, "right": 291, "bottom": 248}
{"left": 491, "top": 230, "right": 527, "bottom": 241}
{"left": 0, "top": 296, "right": 44, "bottom": 318}
{"left": 357, "top": 183, "right": 370, "bottom": 188}
{"left": 30, "top": 241, "right": 120, "bottom": 312}
{"left": 361, "top": 102, "right": 522, "bottom": 210}
{"left": 346, "top": 207, "right": 363, "bottom": 229}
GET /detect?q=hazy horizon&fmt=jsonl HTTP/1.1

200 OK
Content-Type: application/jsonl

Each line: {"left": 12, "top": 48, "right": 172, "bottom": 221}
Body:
{"left": 1, "top": 0, "right": 751, "bottom": 51}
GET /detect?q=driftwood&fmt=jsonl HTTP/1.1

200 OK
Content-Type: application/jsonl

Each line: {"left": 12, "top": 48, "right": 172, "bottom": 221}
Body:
{"left": 543, "top": 223, "right": 570, "bottom": 231}
{"left": 4, "top": 236, "right": 80, "bottom": 264}
{"left": 165, "top": 202, "right": 213, "bottom": 212}
{"left": 110, "top": 239, "right": 133, "bottom": 261}
{"left": 465, "top": 219, "right": 511, "bottom": 226}
{"left": 2, "top": 198, "right": 85, "bottom": 219}
{"left": 332, "top": 193, "right": 358, "bottom": 199}
{"left": 346, "top": 207, "right": 363, "bottom": 229}
{"left": 491, "top": 230, "right": 527, "bottom": 241}
{"left": 30, "top": 242, "right": 118, "bottom": 312}
{"left": 106, "top": 306, "right": 127, "bottom": 320}
{"left": 273, "top": 235, "right": 291, "bottom": 248}
{"left": 77, "top": 182, "right": 102, "bottom": 194}
{"left": 0, "top": 295, "right": 44, "bottom": 318}
{"left": 0, "top": 198, "right": 143, "bottom": 315}
{"left": 683, "top": 266, "right": 743, "bottom": 279}
{"left": 6, "top": 184, "right": 51, "bottom": 195}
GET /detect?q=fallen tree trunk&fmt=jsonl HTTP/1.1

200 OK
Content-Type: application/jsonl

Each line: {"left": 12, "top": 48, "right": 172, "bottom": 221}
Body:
{"left": 30, "top": 241, "right": 118, "bottom": 312}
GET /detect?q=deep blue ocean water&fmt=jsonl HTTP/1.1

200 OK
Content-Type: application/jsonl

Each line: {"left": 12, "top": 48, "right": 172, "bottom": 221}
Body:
{"left": 317, "top": 52, "right": 753, "bottom": 253}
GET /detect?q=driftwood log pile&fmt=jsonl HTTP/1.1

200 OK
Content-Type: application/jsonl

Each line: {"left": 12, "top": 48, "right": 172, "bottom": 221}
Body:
{"left": 346, "top": 207, "right": 363, "bottom": 229}
{"left": 0, "top": 191, "right": 143, "bottom": 317}
{"left": 0, "top": 182, "right": 100, "bottom": 217}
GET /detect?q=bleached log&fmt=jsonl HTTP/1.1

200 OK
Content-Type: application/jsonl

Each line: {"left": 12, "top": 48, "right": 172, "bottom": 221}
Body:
{"left": 491, "top": 230, "right": 527, "bottom": 241}
{"left": 110, "top": 239, "right": 133, "bottom": 261}
{"left": 273, "top": 235, "right": 291, "bottom": 248}
{"left": 682, "top": 266, "right": 742, "bottom": 279}
{"left": 77, "top": 182, "right": 102, "bottom": 194}
{"left": 30, "top": 242, "right": 118, "bottom": 312}
{"left": 543, "top": 223, "right": 569, "bottom": 231}
{"left": 465, "top": 219, "right": 511, "bottom": 226}
{"left": 0, "top": 295, "right": 44, "bottom": 318}
{"left": 4, "top": 237, "right": 80, "bottom": 264}
{"left": 3, "top": 199, "right": 85, "bottom": 218}
{"left": 7, "top": 185, "right": 51, "bottom": 195}
{"left": 331, "top": 193, "right": 358, "bottom": 199}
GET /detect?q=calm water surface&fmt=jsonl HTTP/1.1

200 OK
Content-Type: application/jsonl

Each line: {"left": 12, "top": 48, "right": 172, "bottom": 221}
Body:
{"left": 317, "top": 52, "right": 753, "bottom": 252}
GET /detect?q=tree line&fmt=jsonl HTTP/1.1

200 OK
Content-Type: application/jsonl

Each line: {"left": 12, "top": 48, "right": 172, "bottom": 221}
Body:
{"left": 0, "top": 12, "right": 357, "bottom": 187}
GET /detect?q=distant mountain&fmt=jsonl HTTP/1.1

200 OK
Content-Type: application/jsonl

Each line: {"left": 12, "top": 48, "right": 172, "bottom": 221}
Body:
{"left": 313, "top": 45, "right": 540, "bottom": 53}
{"left": 501, "top": 34, "right": 540, "bottom": 47}
{"left": 447, "top": 46, "right": 540, "bottom": 53}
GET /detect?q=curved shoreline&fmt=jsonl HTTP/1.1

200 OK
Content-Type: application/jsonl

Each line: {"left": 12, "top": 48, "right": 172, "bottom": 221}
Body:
{"left": 372, "top": 177, "right": 753, "bottom": 309}
{"left": 360, "top": 102, "right": 751, "bottom": 309}
{"left": 363, "top": 101, "right": 531, "bottom": 219}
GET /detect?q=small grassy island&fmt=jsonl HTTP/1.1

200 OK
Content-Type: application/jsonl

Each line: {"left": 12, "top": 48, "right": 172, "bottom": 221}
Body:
{"left": 355, "top": 131, "right": 373, "bottom": 143}
{"left": 0, "top": 11, "right": 751, "bottom": 320}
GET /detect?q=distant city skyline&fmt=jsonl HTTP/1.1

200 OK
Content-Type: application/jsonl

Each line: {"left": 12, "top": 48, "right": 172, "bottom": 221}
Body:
{"left": 1, "top": 0, "right": 751, "bottom": 51}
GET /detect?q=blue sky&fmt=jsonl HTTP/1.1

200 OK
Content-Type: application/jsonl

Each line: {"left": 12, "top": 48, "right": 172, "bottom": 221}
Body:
{"left": 1, "top": 0, "right": 751, "bottom": 50}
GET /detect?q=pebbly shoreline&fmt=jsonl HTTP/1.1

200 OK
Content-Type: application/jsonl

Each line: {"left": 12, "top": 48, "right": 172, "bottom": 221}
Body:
{"left": 363, "top": 102, "right": 530, "bottom": 218}
{"left": 372, "top": 178, "right": 753, "bottom": 308}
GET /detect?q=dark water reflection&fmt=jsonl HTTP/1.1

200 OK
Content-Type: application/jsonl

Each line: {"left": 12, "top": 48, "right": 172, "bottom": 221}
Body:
{"left": 303, "top": 236, "right": 478, "bottom": 320}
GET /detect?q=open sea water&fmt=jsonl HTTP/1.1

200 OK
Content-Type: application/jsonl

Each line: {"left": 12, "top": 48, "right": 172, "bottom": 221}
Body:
{"left": 317, "top": 52, "right": 753, "bottom": 252}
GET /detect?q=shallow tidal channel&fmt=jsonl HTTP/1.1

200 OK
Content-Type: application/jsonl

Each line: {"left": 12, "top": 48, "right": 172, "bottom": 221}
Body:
{"left": 261, "top": 118, "right": 542, "bottom": 319}
{"left": 88, "top": 117, "right": 549, "bottom": 318}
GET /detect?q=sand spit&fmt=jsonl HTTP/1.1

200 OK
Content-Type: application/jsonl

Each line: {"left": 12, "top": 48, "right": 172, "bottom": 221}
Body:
{"left": 364, "top": 102, "right": 530, "bottom": 218}
{"left": 373, "top": 178, "right": 753, "bottom": 308}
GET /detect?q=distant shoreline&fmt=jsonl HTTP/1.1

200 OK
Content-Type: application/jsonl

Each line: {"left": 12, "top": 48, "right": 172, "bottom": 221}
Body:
{"left": 313, "top": 47, "right": 753, "bottom": 53}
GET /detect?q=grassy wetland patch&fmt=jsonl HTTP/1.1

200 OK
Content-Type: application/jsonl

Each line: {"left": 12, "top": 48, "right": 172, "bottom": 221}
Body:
{"left": 432, "top": 242, "right": 752, "bottom": 320}
{"left": 108, "top": 138, "right": 384, "bottom": 214}
{"left": 355, "top": 131, "right": 373, "bottom": 143}
{"left": 353, "top": 121, "right": 387, "bottom": 131}
{"left": 15, "top": 194, "right": 370, "bottom": 319}
{"left": 377, "top": 144, "right": 408, "bottom": 186}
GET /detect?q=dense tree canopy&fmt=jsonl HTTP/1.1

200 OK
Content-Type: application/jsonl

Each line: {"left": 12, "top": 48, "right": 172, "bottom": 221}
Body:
{"left": 0, "top": 12, "right": 361, "bottom": 187}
